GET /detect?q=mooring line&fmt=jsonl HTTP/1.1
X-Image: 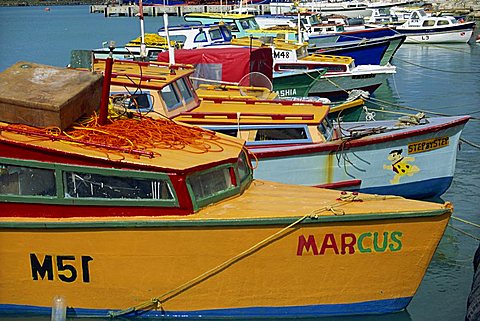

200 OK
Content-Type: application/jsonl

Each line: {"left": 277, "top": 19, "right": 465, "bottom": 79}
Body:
{"left": 448, "top": 216, "right": 480, "bottom": 241}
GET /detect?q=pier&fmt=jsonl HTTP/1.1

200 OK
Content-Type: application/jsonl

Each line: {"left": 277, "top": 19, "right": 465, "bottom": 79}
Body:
{"left": 90, "top": 4, "right": 270, "bottom": 17}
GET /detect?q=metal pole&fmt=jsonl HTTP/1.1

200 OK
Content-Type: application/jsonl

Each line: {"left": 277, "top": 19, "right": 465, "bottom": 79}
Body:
{"left": 99, "top": 43, "right": 115, "bottom": 125}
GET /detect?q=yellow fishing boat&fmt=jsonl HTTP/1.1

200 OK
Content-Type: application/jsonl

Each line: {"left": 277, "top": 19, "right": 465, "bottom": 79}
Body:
{"left": 0, "top": 60, "right": 454, "bottom": 318}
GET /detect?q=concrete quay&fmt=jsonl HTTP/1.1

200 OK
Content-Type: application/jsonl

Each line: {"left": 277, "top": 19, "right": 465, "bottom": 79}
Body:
{"left": 90, "top": 3, "right": 270, "bottom": 17}
{"left": 430, "top": 0, "right": 480, "bottom": 19}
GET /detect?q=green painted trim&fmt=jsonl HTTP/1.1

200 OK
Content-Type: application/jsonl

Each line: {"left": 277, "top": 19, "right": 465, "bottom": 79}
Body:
{"left": 0, "top": 157, "right": 179, "bottom": 207}
{"left": 186, "top": 163, "right": 241, "bottom": 211}
{"left": 0, "top": 209, "right": 450, "bottom": 229}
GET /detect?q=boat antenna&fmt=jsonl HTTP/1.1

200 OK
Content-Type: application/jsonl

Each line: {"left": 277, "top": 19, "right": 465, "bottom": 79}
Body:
{"left": 138, "top": 0, "right": 147, "bottom": 60}
{"left": 163, "top": 12, "right": 175, "bottom": 66}
{"left": 297, "top": 11, "right": 303, "bottom": 45}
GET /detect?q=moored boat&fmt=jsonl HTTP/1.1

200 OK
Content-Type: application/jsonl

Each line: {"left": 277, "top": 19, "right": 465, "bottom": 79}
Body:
{"left": 0, "top": 59, "right": 457, "bottom": 319}
{"left": 95, "top": 59, "right": 468, "bottom": 199}
{"left": 394, "top": 9, "right": 476, "bottom": 44}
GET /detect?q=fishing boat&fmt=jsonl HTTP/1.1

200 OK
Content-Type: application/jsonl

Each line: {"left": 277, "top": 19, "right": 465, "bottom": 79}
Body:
{"left": 95, "top": 59, "right": 468, "bottom": 199}
{"left": 157, "top": 46, "right": 327, "bottom": 98}
{"left": 0, "top": 59, "right": 457, "bottom": 319}
{"left": 394, "top": 9, "right": 476, "bottom": 44}
{"left": 179, "top": 39, "right": 396, "bottom": 100}
{"left": 157, "top": 23, "right": 233, "bottom": 49}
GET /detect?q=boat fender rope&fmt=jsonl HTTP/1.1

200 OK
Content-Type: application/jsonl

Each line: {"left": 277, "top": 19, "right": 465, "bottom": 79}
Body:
{"left": 109, "top": 194, "right": 375, "bottom": 318}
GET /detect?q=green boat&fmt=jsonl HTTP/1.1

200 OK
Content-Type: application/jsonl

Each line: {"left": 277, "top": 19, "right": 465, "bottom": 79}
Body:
{"left": 272, "top": 69, "right": 326, "bottom": 98}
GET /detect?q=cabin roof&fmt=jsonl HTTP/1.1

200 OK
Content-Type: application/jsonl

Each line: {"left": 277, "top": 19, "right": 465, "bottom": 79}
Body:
{"left": 0, "top": 119, "right": 245, "bottom": 172}
{"left": 175, "top": 98, "right": 329, "bottom": 125}
{"left": 93, "top": 59, "right": 195, "bottom": 91}
{"left": 184, "top": 12, "right": 255, "bottom": 20}
{"left": 303, "top": 54, "right": 354, "bottom": 65}
{"left": 232, "top": 37, "right": 305, "bottom": 50}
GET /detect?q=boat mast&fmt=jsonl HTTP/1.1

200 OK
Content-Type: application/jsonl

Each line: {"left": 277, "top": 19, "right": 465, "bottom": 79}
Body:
{"left": 139, "top": 0, "right": 147, "bottom": 59}
{"left": 163, "top": 12, "right": 175, "bottom": 66}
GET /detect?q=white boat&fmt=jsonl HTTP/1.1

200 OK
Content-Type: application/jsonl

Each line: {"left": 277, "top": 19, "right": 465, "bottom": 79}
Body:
{"left": 395, "top": 9, "right": 476, "bottom": 43}
{"left": 158, "top": 23, "right": 233, "bottom": 49}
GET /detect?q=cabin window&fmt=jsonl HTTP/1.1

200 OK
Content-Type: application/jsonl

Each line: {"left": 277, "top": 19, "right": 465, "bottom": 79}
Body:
{"left": 160, "top": 84, "right": 182, "bottom": 111}
{"left": 209, "top": 28, "right": 223, "bottom": 40}
{"left": 215, "top": 128, "right": 239, "bottom": 137}
{"left": 422, "top": 20, "right": 435, "bottom": 27}
{"left": 112, "top": 92, "right": 153, "bottom": 112}
{"left": 319, "top": 119, "right": 335, "bottom": 141}
{"left": 0, "top": 163, "right": 55, "bottom": 196}
{"left": 194, "top": 31, "right": 208, "bottom": 43}
{"left": 237, "top": 151, "right": 251, "bottom": 183}
{"left": 148, "top": 50, "right": 162, "bottom": 60}
{"left": 278, "top": 64, "right": 309, "bottom": 71}
{"left": 437, "top": 20, "right": 450, "bottom": 26}
{"left": 170, "top": 35, "right": 187, "bottom": 47}
{"left": 220, "top": 25, "right": 233, "bottom": 41}
{"left": 254, "top": 127, "right": 308, "bottom": 141}
{"left": 64, "top": 171, "right": 174, "bottom": 200}
{"left": 240, "top": 20, "right": 250, "bottom": 30}
{"left": 176, "top": 78, "right": 194, "bottom": 103}
{"left": 188, "top": 166, "right": 234, "bottom": 202}
{"left": 227, "top": 22, "right": 239, "bottom": 32}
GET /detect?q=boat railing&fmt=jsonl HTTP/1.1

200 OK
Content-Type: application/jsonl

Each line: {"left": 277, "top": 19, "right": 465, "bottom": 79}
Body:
{"left": 200, "top": 97, "right": 325, "bottom": 107}
{"left": 180, "top": 111, "right": 315, "bottom": 121}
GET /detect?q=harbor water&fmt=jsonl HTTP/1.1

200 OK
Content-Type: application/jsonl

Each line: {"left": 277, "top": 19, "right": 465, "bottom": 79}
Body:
{"left": 0, "top": 5, "right": 479, "bottom": 321}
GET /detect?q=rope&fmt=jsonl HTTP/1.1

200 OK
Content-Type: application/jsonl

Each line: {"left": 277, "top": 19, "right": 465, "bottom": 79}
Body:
{"left": 448, "top": 225, "right": 480, "bottom": 242}
{"left": 448, "top": 216, "right": 480, "bottom": 241}
{"left": 366, "top": 96, "right": 480, "bottom": 121}
{"left": 452, "top": 216, "right": 480, "bottom": 229}
{"left": 392, "top": 56, "right": 479, "bottom": 74}
{"left": 109, "top": 192, "right": 399, "bottom": 318}
{"left": 460, "top": 138, "right": 480, "bottom": 150}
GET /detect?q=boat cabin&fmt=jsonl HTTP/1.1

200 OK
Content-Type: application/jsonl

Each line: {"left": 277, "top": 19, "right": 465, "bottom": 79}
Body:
{"left": 93, "top": 59, "right": 201, "bottom": 119}
{"left": 183, "top": 13, "right": 261, "bottom": 38}
{"left": 174, "top": 97, "right": 336, "bottom": 146}
{"left": 275, "top": 54, "right": 355, "bottom": 74}
{"left": 402, "top": 9, "right": 457, "bottom": 28}
{"left": 183, "top": 12, "right": 298, "bottom": 41}
{"left": 158, "top": 23, "right": 233, "bottom": 49}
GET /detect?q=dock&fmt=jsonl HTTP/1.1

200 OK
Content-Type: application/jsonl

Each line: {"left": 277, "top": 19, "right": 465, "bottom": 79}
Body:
{"left": 90, "top": 4, "right": 270, "bottom": 17}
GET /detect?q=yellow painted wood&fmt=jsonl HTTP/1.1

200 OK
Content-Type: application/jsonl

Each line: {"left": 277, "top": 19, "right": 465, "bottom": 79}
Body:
{"left": 0, "top": 197, "right": 450, "bottom": 312}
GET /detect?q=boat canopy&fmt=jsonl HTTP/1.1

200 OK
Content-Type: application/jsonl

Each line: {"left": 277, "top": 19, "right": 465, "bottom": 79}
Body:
{"left": 157, "top": 47, "right": 273, "bottom": 87}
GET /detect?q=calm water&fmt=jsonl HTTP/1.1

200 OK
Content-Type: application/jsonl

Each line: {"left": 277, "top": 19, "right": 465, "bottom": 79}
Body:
{"left": 0, "top": 5, "right": 479, "bottom": 321}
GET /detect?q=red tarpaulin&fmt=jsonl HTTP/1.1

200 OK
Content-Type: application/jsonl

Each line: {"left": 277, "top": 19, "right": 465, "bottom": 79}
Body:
{"left": 157, "top": 47, "right": 273, "bottom": 86}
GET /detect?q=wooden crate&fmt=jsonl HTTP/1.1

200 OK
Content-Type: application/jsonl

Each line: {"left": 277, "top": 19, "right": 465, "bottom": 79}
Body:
{"left": 0, "top": 61, "right": 103, "bottom": 130}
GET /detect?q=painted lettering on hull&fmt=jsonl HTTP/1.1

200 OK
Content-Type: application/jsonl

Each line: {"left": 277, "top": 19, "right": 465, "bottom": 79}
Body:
{"left": 297, "top": 231, "right": 403, "bottom": 256}
{"left": 408, "top": 136, "right": 449, "bottom": 154}
{"left": 275, "top": 89, "right": 297, "bottom": 97}
{"left": 30, "top": 253, "right": 93, "bottom": 283}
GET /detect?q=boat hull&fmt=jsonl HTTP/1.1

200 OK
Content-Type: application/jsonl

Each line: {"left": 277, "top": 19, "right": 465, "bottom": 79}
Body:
{"left": 272, "top": 69, "right": 324, "bottom": 97}
{"left": 250, "top": 116, "right": 467, "bottom": 199}
{"left": 396, "top": 22, "right": 475, "bottom": 43}
{"left": 307, "top": 66, "right": 395, "bottom": 100}
{"left": 0, "top": 209, "right": 450, "bottom": 318}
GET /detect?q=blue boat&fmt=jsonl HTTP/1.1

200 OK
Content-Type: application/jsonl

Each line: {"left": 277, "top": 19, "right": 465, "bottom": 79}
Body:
{"left": 307, "top": 27, "right": 406, "bottom": 65}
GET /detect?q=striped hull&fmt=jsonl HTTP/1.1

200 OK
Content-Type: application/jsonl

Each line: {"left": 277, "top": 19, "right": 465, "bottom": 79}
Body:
{"left": 307, "top": 67, "right": 395, "bottom": 99}
{"left": 397, "top": 23, "right": 475, "bottom": 43}
{"left": 0, "top": 210, "right": 450, "bottom": 318}
{"left": 250, "top": 116, "right": 467, "bottom": 199}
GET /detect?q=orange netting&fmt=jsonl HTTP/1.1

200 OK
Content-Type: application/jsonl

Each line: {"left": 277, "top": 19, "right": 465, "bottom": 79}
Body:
{"left": 1, "top": 113, "right": 247, "bottom": 159}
